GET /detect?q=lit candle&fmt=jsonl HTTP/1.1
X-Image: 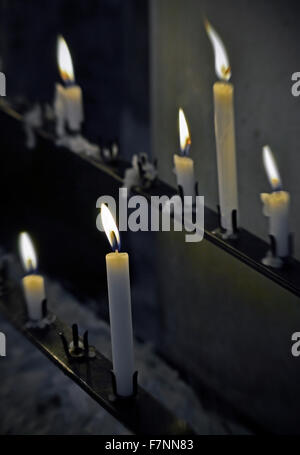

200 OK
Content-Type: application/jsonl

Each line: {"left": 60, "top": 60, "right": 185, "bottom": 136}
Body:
{"left": 174, "top": 108, "right": 195, "bottom": 199}
{"left": 205, "top": 20, "right": 238, "bottom": 235}
{"left": 54, "top": 35, "right": 83, "bottom": 137}
{"left": 100, "top": 204, "right": 135, "bottom": 397}
{"left": 261, "top": 145, "right": 290, "bottom": 259}
{"left": 18, "top": 232, "right": 46, "bottom": 321}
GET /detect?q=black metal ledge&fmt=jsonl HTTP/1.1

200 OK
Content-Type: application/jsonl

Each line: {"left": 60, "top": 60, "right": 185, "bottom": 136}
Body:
{"left": 1, "top": 99, "right": 300, "bottom": 299}
{"left": 0, "top": 281, "right": 193, "bottom": 435}
{"left": 129, "top": 172, "right": 300, "bottom": 301}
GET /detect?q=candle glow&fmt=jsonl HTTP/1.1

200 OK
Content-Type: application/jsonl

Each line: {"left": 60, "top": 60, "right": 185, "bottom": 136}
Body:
{"left": 205, "top": 19, "right": 231, "bottom": 81}
{"left": 100, "top": 204, "right": 121, "bottom": 252}
{"left": 174, "top": 108, "right": 195, "bottom": 197}
{"left": 19, "top": 232, "right": 37, "bottom": 272}
{"left": 263, "top": 145, "right": 282, "bottom": 191}
{"left": 178, "top": 108, "right": 191, "bottom": 155}
{"left": 57, "top": 35, "right": 75, "bottom": 83}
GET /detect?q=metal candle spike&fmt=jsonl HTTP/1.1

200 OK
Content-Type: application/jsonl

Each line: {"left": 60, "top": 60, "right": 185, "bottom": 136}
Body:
{"left": 59, "top": 323, "right": 96, "bottom": 361}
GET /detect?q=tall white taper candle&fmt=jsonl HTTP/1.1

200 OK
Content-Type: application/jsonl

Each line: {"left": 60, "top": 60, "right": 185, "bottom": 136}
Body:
{"left": 206, "top": 20, "right": 238, "bottom": 235}
{"left": 106, "top": 251, "right": 134, "bottom": 396}
{"left": 101, "top": 204, "right": 135, "bottom": 397}
{"left": 213, "top": 81, "right": 238, "bottom": 232}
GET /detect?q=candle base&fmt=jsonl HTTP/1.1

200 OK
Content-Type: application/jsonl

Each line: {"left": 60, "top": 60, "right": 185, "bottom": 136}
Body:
{"left": 110, "top": 370, "right": 138, "bottom": 400}
{"left": 261, "top": 251, "right": 283, "bottom": 269}
{"left": 212, "top": 206, "right": 238, "bottom": 240}
{"left": 178, "top": 182, "right": 199, "bottom": 209}
{"left": 25, "top": 299, "right": 56, "bottom": 329}
{"left": 262, "top": 233, "right": 293, "bottom": 269}
{"left": 59, "top": 324, "right": 96, "bottom": 361}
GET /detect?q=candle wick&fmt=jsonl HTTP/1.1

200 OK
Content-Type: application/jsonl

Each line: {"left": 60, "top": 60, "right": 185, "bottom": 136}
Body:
{"left": 183, "top": 142, "right": 191, "bottom": 156}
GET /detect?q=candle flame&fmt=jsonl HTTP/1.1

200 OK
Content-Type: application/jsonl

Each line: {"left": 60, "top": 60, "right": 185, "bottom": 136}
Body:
{"left": 57, "top": 35, "right": 75, "bottom": 83}
{"left": 263, "top": 145, "right": 282, "bottom": 191}
{"left": 100, "top": 204, "right": 121, "bottom": 252}
{"left": 18, "top": 232, "right": 37, "bottom": 272}
{"left": 178, "top": 108, "right": 191, "bottom": 155}
{"left": 205, "top": 19, "right": 231, "bottom": 81}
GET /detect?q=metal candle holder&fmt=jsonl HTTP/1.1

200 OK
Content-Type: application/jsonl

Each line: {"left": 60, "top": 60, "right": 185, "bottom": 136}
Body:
{"left": 59, "top": 323, "right": 96, "bottom": 361}
{"left": 59, "top": 323, "right": 137, "bottom": 398}
{"left": 110, "top": 370, "right": 138, "bottom": 401}
{"left": 212, "top": 205, "right": 238, "bottom": 240}
{"left": 177, "top": 182, "right": 199, "bottom": 208}
{"left": 25, "top": 298, "right": 56, "bottom": 329}
{"left": 0, "top": 279, "right": 192, "bottom": 434}
{"left": 262, "top": 233, "right": 293, "bottom": 269}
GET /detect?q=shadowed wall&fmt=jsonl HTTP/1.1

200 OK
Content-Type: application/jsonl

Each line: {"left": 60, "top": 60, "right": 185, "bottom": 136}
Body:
{"left": 150, "top": 0, "right": 300, "bottom": 258}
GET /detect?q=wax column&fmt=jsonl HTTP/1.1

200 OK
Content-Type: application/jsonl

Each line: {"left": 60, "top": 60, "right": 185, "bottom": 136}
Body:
{"left": 19, "top": 232, "right": 45, "bottom": 321}
{"left": 205, "top": 20, "right": 238, "bottom": 235}
{"left": 54, "top": 35, "right": 83, "bottom": 137}
{"left": 173, "top": 108, "right": 195, "bottom": 199}
{"left": 100, "top": 204, "right": 135, "bottom": 397}
{"left": 261, "top": 145, "right": 290, "bottom": 260}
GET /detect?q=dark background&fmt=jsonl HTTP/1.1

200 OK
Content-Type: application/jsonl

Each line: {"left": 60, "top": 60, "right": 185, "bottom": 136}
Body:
{"left": 0, "top": 0, "right": 150, "bottom": 159}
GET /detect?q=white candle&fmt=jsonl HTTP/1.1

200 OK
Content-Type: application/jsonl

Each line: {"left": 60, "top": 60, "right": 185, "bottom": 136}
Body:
{"left": 261, "top": 145, "right": 290, "bottom": 258}
{"left": 100, "top": 204, "right": 135, "bottom": 397}
{"left": 19, "top": 232, "right": 45, "bottom": 321}
{"left": 54, "top": 35, "right": 83, "bottom": 137}
{"left": 22, "top": 275, "right": 45, "bottom": 320}
{"left": 206, "top": 20, "right": 238, "bottom": 235}
{"left": 174, "top": 108, "right": 195, "bottom": 199}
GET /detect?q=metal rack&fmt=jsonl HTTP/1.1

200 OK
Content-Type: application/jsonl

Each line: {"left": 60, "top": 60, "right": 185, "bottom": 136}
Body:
{"left": 0, "top": 274, "right": 193, "bottom": 435}
{"left": 1, "top": 98, "right": 300, "bottom": 299}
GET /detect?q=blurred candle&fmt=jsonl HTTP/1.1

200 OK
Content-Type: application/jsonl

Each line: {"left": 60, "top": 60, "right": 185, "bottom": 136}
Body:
{"left": 54, "top": 35, "right": 83, "bottom": 136}
{"left": 174, "top": 108, "right": 195, "bottom": 198}
{"left": 100, "top": 204, "right": 135, "bottom": 397}
{"left": 205, "top": 20, "right": 238, "bottom": 235}
{"left": 19, "top": 232, "right": 45, "bottom": 321}
{"left": 261, "top": 145, "right": 290, "bottom": 258}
